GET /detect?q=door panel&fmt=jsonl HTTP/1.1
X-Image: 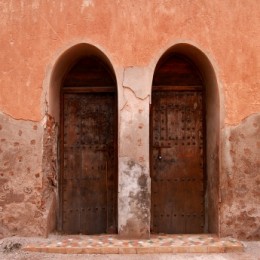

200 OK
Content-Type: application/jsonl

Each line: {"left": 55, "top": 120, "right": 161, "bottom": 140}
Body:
{"left": 151, "top": 91, "right": 205, "bottom": 234}
{"left": 61, "top": 93, "right": 117, "bottom": 234}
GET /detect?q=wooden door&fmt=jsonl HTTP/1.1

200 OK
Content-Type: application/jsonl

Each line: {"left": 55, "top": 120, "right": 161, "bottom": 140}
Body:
{"left": 60, "top": 56, "right": 117, "bottom": 234}
{"left": 151, "top": 54, "right": 205, "bottom": 234}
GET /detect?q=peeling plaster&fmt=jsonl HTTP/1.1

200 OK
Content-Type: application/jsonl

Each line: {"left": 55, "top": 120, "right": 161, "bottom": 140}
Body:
{"left": 220, "top": 113, "right": 260, "bottom": 239}
{"left": 118, "top": 79, "right": 151, "bottom": 237}
{"left": 118, "top": 157, "right": 150, "bottom": 238}
{"left": 0, "top": 112, "right": 57, "bottom": 237}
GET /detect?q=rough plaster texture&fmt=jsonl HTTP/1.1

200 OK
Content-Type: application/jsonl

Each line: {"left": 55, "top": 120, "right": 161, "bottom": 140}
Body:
{"left": 119, "top": 86, "right": 150, "bottom": 238}
{"left": 0, "top": 113, "right": 57, "bottom": 237}
{"left": 221, "top": 114, "right": 260, "bottom": 239}
{"left": 118, "top": 158, "right": 150, "bottom": 238}
{"left": 0, "top": 0, "right": 259, "bottom": 239}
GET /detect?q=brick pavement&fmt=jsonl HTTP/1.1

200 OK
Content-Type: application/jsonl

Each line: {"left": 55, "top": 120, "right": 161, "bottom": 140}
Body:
{"left": 23, "top": 234, "right": 244, "bottom": 254}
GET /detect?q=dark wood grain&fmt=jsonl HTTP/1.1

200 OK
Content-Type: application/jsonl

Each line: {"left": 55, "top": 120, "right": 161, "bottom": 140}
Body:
{"left": 63, "top": 56, "right": 116, "bottom": 87}
{"left": 60, "top": 56, "right": 117, "bottom": 234}
{"left": 152, "top": 54, "right": 203, "bottom": 86}
{"left": 151, "top": 54, "right": 205, "bottom": 234}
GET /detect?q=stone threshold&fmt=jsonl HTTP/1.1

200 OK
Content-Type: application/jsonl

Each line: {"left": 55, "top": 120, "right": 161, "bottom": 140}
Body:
{"left": 23, "top": 234, "right": 244, "bottom": 254}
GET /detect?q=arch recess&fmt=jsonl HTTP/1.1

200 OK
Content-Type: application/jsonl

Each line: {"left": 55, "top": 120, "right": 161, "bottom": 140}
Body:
{"left": 43, "top": 42, "right": 118, "bottom": 234}
{"left": 150, "top": 43, "right": 222, "bottom": 234}
{"left": 45, "top": 43, "right": 118, "bottom": 121}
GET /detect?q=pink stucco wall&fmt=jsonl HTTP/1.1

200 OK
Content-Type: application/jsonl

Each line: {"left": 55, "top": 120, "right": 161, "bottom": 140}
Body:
{"left": 0, "top": 0, "right": 259, "bottom": 123}
{"left": 0, "top": 0, "right": 259, "bottom": 239}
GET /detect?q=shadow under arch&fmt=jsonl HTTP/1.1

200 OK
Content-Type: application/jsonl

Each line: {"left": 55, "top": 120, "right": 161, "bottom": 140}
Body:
{"left": 150, "top": 43, "right": 221, "bottom": 234}
{"left": 48, "top": 43, "right": 117, "bottom": 121}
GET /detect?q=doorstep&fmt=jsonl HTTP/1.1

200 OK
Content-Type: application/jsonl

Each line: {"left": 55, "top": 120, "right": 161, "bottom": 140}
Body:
{"left": 23, "top": 234, "right": 244, "bottom": 254}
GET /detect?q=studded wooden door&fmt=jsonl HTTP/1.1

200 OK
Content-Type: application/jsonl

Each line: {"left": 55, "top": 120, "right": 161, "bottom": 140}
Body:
{"left": 151, "top": 90, "right": 205, "bottom": 233}
{"left": 61, "top": 92, "right": 117, "bottom": 234}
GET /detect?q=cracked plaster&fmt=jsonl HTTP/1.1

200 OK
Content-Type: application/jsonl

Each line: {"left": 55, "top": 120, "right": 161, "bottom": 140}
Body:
{"left": 122, "top": 67, "right": 151, "bottom": 101}
{"left": 118, "top": 70, "right": 151, "bottom": 238}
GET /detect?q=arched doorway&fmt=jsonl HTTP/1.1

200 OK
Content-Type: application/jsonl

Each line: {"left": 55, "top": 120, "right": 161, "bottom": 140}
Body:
{"left": 150, "top": 53, "right": 206, "bottom": 233}
{"left": 60, "top": 55, "right": 118, "bottom": 234}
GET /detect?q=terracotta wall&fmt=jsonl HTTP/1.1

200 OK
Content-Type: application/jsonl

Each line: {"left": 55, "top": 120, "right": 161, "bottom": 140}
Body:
{"left": 0, "top": 0, "right": 259, "bottom": 239}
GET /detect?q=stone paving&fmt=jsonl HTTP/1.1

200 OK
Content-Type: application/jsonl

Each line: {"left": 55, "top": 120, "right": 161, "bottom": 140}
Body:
{"left": 23, "top": 234, "right": 244, "bottom": 254}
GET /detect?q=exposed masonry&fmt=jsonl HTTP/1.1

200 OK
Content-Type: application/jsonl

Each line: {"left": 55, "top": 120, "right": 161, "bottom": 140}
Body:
{"left": 220, "top": 113, "right": 260, "bottom": 239}
{"left": 42, "top": 115, "right": 58, "bottom": 207}
{"left": 41, "top": 115, "right": 58, "bottom": 236}
{"left": 0, "top": 113, "right": 57, "bottom": 237}
{"left": 118, "top": 67, "right": 151, "bottom": 238}
{"left": 118, "top": 158, "right": 150, "bottom": 238}
{"left": 0, "top": 105, "right": 259, "bottom": 239}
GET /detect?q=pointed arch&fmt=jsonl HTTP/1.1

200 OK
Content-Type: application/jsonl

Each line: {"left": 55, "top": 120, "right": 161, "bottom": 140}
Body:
{"left": 44, "top": 42, "right": 118, "bottom": 234}
{"left": 150, "top": 43, "right": 222, "bottom": 234}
